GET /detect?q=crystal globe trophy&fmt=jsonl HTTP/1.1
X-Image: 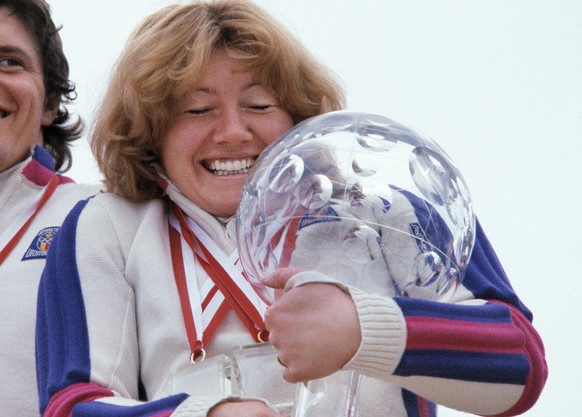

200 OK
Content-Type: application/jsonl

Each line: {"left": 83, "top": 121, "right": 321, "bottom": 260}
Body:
{"left": 236, "top": 111, "right": 476, "bottom": 416}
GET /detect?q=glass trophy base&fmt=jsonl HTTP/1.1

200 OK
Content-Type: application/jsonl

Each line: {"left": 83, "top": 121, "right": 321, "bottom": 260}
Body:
{"left": 170, "top": 353, "right": 233, "bottom": 396}
{"left": 293, "top": 370, "right": 364, "bottom": 417}
{"left": 231, "top": 342, "right": 298, "bottom": 416}
{"left": 169, "top": 343, "right": 363, "bottom": 417}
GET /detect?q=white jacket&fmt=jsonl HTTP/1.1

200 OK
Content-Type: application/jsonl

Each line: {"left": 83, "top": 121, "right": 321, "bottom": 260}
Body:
{"left": 0, "top": 145, "right": 99, "bottom": 416}
{"left": 36, "top": 174, "right": 547, "bottom": 416}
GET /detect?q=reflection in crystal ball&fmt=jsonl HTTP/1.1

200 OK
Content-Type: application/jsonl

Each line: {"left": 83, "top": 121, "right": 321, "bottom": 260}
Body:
{"left": 236, "top": 111, "right": 475, "bottom": 303}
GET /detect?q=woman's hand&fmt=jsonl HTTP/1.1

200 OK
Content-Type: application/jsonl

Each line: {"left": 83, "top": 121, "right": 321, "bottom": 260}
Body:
{"left": 263, "top": 268, "right": 361, "bottom": 383}
{"left": 208, "top": 400, "right": 285, "bottom": 417}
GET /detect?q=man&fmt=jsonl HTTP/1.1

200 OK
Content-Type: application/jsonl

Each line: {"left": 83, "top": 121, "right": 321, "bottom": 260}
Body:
{"left": 0, "top": 0, "right": 99, "bottom": 414}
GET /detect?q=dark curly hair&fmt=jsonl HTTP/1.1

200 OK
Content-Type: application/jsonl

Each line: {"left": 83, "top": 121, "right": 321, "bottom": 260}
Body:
{"left": 1, "top": 0, "right": 82, "bottom": 171}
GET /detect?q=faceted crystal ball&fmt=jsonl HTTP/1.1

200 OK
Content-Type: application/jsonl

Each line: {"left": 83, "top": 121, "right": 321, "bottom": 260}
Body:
{"left": 236, "top": 111, "right": 475, "bottom": 303}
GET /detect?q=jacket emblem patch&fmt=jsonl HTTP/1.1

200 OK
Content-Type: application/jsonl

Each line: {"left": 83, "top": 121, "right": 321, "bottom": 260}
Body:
{"left": 22, "top": 227, "right": 60, "bottom": 261}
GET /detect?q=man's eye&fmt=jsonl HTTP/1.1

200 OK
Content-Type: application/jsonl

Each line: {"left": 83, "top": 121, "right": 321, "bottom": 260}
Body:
{"left": 0, "top": 58, "right": 23, "bottom": 68}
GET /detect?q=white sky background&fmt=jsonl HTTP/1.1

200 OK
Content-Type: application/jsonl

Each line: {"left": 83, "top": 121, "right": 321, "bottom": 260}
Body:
{"left": 48, "top": 1, "right": 582, "bottom": 415}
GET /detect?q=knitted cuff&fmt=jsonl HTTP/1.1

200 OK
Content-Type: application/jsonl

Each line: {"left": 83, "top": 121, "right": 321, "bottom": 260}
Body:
{"left": 284, "top": 271, "right": 350, "bottom": 293}
{"left": 343, "top": 287, "right": 407, "bottom": 379}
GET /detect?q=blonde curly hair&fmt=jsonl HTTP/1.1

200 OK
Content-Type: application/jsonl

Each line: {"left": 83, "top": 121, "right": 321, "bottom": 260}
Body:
{"left": 91, "top": 0, "right": 345, "bottom": 202}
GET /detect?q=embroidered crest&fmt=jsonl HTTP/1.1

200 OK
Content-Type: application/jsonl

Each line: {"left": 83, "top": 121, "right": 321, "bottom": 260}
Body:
{"left": 22, "top": 227, "right": 59, "bottom": 261}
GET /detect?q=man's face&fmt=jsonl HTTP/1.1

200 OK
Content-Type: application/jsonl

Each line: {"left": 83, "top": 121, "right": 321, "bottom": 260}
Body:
{"left": 0, "top": 7, "right": 56, "bottom": 172}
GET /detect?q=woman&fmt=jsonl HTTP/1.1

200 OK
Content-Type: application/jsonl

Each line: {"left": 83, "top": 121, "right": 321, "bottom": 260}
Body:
{"left": 36, "top": 1, "right": 546, "bottom": 416}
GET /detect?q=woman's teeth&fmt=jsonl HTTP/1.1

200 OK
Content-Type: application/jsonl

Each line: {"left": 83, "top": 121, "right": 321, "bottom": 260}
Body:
{"left": 208, "top": 158, "right": 254, "bottom": 175}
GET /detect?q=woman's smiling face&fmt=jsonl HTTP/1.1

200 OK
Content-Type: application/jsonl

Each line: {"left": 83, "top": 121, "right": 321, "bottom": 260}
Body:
{"left": 161, "top": 49, "right": 294, "bottom": 217}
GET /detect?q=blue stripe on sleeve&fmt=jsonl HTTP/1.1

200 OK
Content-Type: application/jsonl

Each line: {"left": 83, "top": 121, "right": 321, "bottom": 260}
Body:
{"left": 395, "top": 350, "right": 530, "bottom": 384}
{"left": 36, "top": 198, "right": 93, "bottom": 412}
{"left": 460, "top": 220, "right": 532, "bottom": 320}
{"left": 395, "top": 296, "right": 514, "bottom": 324}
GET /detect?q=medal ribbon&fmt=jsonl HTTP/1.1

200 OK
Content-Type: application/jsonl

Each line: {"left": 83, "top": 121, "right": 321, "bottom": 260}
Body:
{"left": 0, "top": 174, "right": 60, "bottom": 265}
{"left": 264, "top": 213, "right": 303, "bottom": 269}
{"left": 169, "top": 202, "right": 269, "bottom": 362}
